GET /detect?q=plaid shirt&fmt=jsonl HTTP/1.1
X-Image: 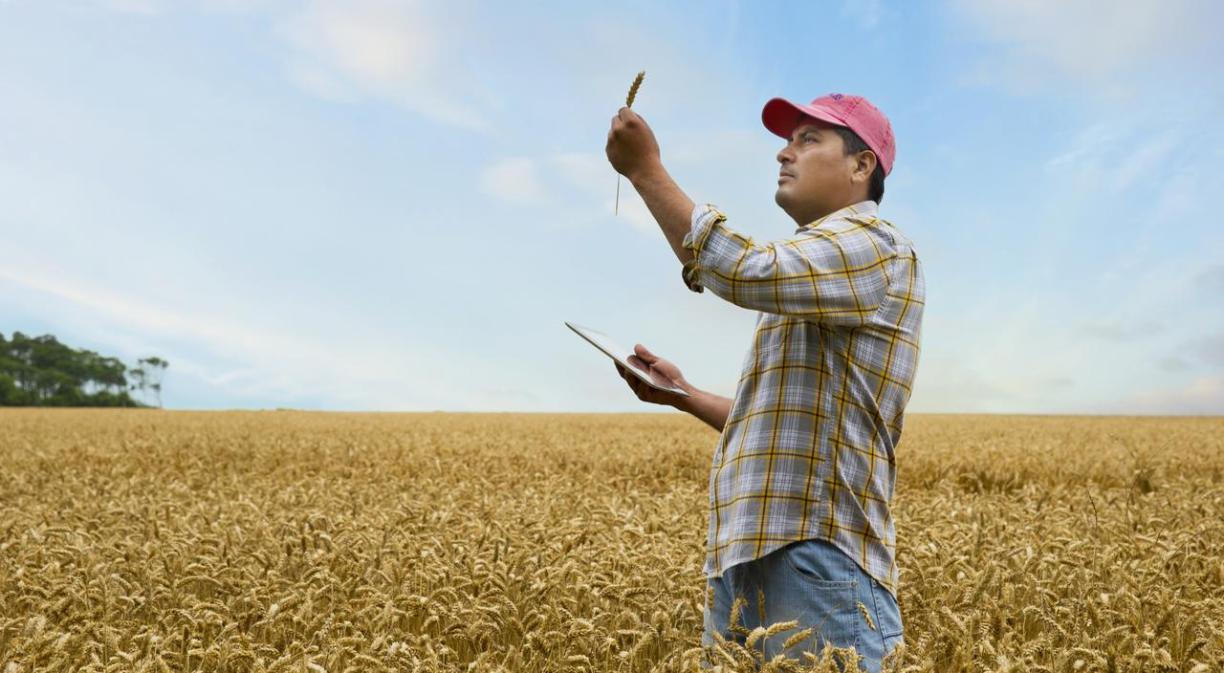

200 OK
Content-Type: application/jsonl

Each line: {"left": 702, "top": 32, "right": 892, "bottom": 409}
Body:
{"left": 680, "top": 200, "right": 924, "bottom": 599}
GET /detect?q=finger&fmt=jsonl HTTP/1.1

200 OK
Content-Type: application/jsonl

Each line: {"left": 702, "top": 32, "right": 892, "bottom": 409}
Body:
{"left": 633, "top": 343, "right": 657, "bottom": 363}
{"left": 627, "top": 355, "right": 647, "bottom": 371}
{"left": 627, "top": 376, "right": 643, "bottom": 397}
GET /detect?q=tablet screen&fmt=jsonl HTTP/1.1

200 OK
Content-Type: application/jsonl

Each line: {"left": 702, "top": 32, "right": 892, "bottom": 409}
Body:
{"left": 565, "top": 321, "right": 690, "bottom": 397}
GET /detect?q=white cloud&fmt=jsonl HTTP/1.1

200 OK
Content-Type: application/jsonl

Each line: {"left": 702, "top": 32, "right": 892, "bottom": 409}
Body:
{"left": 1046, "top": 122, "right": 1184, "bottom": 193}
{"left": 476, "top": 151, "right": 661, "bottom": 235}
{"left": 278, "top": 0, "right": 491, "bottom": 131}
{"left": 1189, "top": 332, "right": 1224, "bottom": 369}
{"left": 1115, "top": 375, "right": 1224, "bottom": 416}
{"left": 91, "top": 0, "right": 495, "bottom": 129}
{"left": 907, "top": 352, "right": 1019, "bottom": 413}
{"left": 550, "top": 152, "right": 608, "bottom": 195}
{"left": 479, "top": 157, "right": 549, "bottom": 206}
{"left": 548, "top": 152, "right": 658, "bottom": 234}
{"left": 608, "top": 185, "right": 657, "bottom": 235}
{"left": 950, "top": 0, "right": 1222, "bottom": 97}
{"left": 0, "top": 263, "right": 475, "bottom": 410}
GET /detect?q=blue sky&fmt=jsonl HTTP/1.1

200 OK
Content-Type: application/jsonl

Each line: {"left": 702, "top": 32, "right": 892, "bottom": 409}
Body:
{"left": 1, "top": 0, "right": 1221, "bottom": 414}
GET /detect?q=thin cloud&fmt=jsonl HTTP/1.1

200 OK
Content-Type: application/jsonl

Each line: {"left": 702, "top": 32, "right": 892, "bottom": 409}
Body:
{"left": 479, "top": 157, "right": 549, "bottom": 206}
{"left": 950, "top": 0, "right": 1222, "bottom": 98}
{"left": 1117, "top": 375, "right": 1224, "bottom": 416}
{"left": 547, "top": 152, "right": 657, "bottom": 234}
{"left": 1045, "top": 122, "right": 1186, "bottom": 194}
{"left": 277, "top": 0, "right": 491, "bottom": 131}
{"left": 1158, "top": 355, "right": 1192, "bottom": 373}
{"left": 0, "top": 264, "right": 472, "bottom": 410}
{"left": 1077, "top": 319, "right": 1163, "bottom": 343}
{"left": 478, "top": 151, "right": 661, "bottom": 235}
{"left": 907, "top": 351, "right": 1018, "bottom": 413}
{"left": 1188, "top": 332, "right": 1224, "bottom": 369}
{"left": 1194, "top": 265, "right": 1224, "bottom": 297}
{"left": 840, "top": 0, "right": 886, "bottom": 29}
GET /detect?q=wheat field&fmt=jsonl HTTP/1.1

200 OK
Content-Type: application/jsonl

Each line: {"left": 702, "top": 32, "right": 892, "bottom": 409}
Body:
{"left": 1, "top": 410, "right": 1221, "bottom": 672}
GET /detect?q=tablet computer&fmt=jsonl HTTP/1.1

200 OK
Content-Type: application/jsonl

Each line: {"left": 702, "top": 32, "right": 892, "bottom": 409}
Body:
{"left": 564, "top": 321, "right": 690, "bottom": 397}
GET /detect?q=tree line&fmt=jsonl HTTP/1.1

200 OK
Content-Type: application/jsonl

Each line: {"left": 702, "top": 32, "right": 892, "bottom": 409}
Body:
{"left": 0, "top": 332, "right": 168, "bottom": 407}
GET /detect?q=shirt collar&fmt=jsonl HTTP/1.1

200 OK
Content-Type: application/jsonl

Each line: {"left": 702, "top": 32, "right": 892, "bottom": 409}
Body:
{"left": 796, "top": 200, "right": 878, "bottom": 233}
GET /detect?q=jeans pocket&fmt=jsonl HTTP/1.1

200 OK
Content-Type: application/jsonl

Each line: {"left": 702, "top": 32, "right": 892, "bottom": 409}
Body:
{"left": 776, "top": 540, "right": 859, "bottom": 655}
{"left": 781, "top": 540, "right": 856, "bottom": 589}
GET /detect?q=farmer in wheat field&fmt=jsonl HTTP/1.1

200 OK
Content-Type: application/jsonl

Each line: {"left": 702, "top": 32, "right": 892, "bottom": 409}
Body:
{"left": 605, "top": 93, "right": 923, "bottom": 672}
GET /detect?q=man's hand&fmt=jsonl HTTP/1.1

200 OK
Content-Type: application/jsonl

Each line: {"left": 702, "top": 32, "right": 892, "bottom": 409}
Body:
{"left": 606, "top": 107, "right": 662, "bottom": 182}
{"left": 604, "top": 107, "right": 695, "bottom": 264}
{"left": 614, "top": 343, "right": 692, "bottom": 408}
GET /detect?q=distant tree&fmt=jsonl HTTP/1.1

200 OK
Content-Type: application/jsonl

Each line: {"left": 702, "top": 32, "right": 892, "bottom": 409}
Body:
{"left": 128, "top": 365, "right": 147, "bottom": 403}
{"left": 143, "top": 356, "right": 168, "bottom": 408}
{"left": 129, "top": 356, "right": 169, "bottom": 408}
{"left": 0, "top": 331, "right": 159, "bottom": 408}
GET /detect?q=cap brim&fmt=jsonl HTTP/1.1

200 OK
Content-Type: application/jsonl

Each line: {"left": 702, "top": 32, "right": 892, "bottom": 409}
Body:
{"left": 762, "top": 97, "right": 846, "bottom": 139}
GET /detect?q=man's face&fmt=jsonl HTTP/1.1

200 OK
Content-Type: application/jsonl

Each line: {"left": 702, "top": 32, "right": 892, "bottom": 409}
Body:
{"left": 774, "top": 118, "right": 861, "bottom": 226}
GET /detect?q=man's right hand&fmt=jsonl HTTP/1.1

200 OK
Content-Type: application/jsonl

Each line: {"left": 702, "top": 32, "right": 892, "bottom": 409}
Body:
{"left": 614, "top": 343, "right": 693, "bottom": 408}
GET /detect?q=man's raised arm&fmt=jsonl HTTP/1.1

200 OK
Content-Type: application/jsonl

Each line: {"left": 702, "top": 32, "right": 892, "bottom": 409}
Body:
{"left": 607, "top": 108, "right": 895, "bottom": 328}
{"left": 606, "top": 107, "right": 695, "bottom": 265}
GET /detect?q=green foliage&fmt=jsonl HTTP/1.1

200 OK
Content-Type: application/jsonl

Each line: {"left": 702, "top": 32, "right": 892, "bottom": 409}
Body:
{"left": 129, "top": 355, "right": 169, "bottom": 408}
{"left": 0, "top": 331, "right": 167, "bottom": 407}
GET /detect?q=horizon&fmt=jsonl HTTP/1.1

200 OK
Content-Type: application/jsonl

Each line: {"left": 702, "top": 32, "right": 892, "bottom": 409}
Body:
{"left": 4, "top": 406, "right": 1219, "bottom": 420}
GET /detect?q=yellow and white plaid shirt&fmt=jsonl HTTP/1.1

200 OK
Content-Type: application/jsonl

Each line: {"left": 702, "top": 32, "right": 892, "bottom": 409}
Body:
{"left": 681, "top": 199, "right": 924, "bottom": 599}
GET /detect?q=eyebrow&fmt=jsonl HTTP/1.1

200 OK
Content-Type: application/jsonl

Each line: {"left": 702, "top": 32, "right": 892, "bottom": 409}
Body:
{"left": 790, "top": 125, "right": 822, "bottom": 141}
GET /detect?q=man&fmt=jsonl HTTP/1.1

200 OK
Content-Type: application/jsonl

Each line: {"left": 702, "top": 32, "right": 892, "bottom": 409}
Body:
{"left": 605, "top": 93, "right": 923, "bottom": 672}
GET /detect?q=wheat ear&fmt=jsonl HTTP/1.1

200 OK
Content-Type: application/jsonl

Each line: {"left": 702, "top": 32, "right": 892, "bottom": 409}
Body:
{"left": 626, "top": 70, "right": 645, "bottom": 107}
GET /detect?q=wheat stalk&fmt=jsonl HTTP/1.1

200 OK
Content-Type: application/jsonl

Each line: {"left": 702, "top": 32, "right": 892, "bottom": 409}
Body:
{"left": 615, "top": 70, "right": 645, "bottom": 216}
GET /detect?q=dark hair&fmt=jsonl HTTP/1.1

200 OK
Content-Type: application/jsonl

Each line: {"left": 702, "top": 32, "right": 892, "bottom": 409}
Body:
{"left": 831, "top": 126, "right": 886, "bottom": 204}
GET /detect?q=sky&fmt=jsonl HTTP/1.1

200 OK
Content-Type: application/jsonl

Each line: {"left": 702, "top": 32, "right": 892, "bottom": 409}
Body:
{"left": 1, "top": 0, "right": 1222, "bottom": 415}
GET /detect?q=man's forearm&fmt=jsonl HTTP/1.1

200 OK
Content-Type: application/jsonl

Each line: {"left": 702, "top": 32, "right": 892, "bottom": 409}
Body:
{"left": 676, "top": 389, "right": 733, "bottom": 433}
{"left": 628, "top": 163, "right": 696, "bottom": 265}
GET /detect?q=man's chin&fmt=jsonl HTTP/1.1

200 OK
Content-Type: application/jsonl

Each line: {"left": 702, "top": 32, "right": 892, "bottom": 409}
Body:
{"left": 774, "top": 187, "right": 790, "bottom": 210}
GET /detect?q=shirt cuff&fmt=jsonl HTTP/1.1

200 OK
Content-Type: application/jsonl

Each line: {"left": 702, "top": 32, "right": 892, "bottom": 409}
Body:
{"left": 680, "top": 203, "right": 724, "bottom": 294}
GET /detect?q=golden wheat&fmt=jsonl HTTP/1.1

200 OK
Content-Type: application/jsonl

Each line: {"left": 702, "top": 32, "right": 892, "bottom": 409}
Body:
{"left": 626, "top": 70, "right": 645, "bottom": 108}
{"left": 0, "top": 410, "right": 1221, "bottom": 672}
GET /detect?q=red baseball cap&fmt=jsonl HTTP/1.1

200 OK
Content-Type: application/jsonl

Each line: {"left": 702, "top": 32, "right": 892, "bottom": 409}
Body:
{"left": 762, "top": 93, "right": 895, "bottom": 176}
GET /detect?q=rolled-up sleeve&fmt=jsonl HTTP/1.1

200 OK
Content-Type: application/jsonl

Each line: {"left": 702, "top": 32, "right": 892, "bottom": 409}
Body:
{"left": 680, "top": 203, "right": 894, "bottom": 326}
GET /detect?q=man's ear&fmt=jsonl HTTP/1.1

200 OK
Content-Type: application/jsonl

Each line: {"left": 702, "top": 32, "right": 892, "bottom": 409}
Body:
{"left": 854, "top": 150, "right": 878, "bottom": 182}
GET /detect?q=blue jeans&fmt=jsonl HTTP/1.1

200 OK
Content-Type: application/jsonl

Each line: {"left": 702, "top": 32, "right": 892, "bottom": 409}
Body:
{"left": 700, "top": 539, "right": 904, "bottom": 672}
